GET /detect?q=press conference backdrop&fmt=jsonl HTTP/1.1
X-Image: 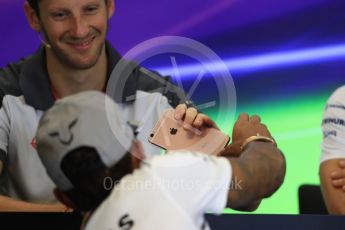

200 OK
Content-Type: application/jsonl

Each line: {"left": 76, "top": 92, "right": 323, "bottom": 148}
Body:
{"left": 1, "top": 0, "right": 345, "bottom": 214}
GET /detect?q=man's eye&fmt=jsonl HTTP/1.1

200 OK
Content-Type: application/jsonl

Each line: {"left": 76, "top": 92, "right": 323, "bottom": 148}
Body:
{"left": 52, "top": 12, "right": 68, "bottom": 20}
{"left": 85, "top": 6, "right": 99, "bottom": 14}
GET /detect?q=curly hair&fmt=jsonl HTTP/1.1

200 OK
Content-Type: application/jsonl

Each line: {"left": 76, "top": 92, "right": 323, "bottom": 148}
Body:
{"left": 60, "top": 146, "right": 133, "bottom": 212}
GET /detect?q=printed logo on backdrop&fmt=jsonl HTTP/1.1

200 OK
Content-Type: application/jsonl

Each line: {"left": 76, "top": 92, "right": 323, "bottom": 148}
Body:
{"left": 106, "top": 36, "right": 236, "bottom": 164}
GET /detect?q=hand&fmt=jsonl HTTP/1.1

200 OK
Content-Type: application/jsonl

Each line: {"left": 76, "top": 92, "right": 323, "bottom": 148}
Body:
{"left": 47, "top": 203, "right": 74, "bottom": 212}
{"left": 331, "top": 160, "right": 345, "bottom": 191}
{"left": 174, "top": 104, "right": 219, "bottom": 132}
{"left": 219, "top": 113, "right": 274, "bottom": 157}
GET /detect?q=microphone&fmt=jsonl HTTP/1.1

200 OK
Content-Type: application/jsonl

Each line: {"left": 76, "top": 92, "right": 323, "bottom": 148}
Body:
{"left": 37, "top": 33, "right": 51, "bottom": 49}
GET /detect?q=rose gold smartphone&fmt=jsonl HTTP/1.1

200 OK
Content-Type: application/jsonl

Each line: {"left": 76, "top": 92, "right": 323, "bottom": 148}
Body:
{"left": 148, "top": 109, "right": 230, "bottom": 155}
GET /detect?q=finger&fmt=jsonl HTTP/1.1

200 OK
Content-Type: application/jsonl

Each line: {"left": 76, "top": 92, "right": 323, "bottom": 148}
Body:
{"left": 237, "top": 113, "right": 249, "bottom": 122}
{"left": 261, "top": 123, "right": 270, "bottom": 132}
{"left": 192, "top": 114, "right": 205, "bottom": 128}
{"left": 250, "top": 115, "right": 261, "bottom": 123}
{"left": 332, "top": 178, "right": 345, "bottom": 188}
{"left": 193, "top": 114, "right": 219, "bottom": 129}
{"left": 331, "top": 171, "right": 345, "bottom": 180}
{"left": 183, "top": 107, "right": 198, "bottom": 130}
{"left": 339, "top": 160, "right": 345, "bottom": 168}
{"left": 218, "top": 143, "right": 242, "bottom": 157}
{"left": 174, "top": 104, "right": 187, "bottom": 120}
{"left": 253, "top": 122, "right": 273, "bottom": 137}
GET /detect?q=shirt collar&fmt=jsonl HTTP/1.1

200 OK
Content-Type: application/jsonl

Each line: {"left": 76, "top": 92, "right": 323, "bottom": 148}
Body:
{"left": 19, "top": 41, "right": 123, "bottom": 110}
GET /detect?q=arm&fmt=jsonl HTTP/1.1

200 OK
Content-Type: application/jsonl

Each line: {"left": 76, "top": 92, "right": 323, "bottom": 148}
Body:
{"left": 320, "top": 159, "right": 345, "bottom": 214}
{"left": 226, "top": 141, "right": 286, "bottom": 211}
{"left": 319, "top": 87, "right": 345, "bottom": 214}
{"left": 0, "top": 159, "right": 69, "bottom": 212}
{"left": 0, "top": 98, "right": 70, "bottom": 212}
{"left": 217, "top": 113, "right": 285, "bottom": 211}
{"left": 220, "top": 113, "right": 275, "bottom": 157}
{"left": 0, "top": 195, "right": 69, "bottom": 212}
{"left": 329, "top": 159, "right": 345, "bottom": 192}
{"left": 0, "top": 160, "right": 69, "bottom": 212}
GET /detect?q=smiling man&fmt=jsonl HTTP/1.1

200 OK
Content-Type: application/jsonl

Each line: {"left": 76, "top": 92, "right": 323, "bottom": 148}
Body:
{"left": 24, "top": 0, "right": 114, "bottom": 96}
{"left": 0, "top": 0, "right": 215, "bottom": 211}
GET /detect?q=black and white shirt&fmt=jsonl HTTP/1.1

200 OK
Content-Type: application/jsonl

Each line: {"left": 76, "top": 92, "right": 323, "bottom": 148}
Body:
{"left": 0, "top": 42, "right": 185, "bottom": 202}
{"left": 321, "top": 85, "right": 345, "bottom": 163}
{"left": 85, "top": 151, "right": 232, "bottom": 230}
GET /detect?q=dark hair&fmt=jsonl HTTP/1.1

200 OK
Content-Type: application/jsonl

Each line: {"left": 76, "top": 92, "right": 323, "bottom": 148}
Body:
{"left": 27, "top": 0, "right": 39, "bottom": 15}
{"left": 60, "top": 146, "right": 132, "bottom": 212}
{"left": 26, "top": 0, "right": 109, "bottom": 17}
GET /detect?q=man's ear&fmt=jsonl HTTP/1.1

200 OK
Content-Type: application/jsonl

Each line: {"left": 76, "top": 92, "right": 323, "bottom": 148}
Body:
{"left": 106, "top": 0, "right": 115, "bottom": 19}
{"left": 53, "top": 188, "right": 78, "bottom": 210}
{"left": 23, "top": 1, "right": 41, "bottom": 32}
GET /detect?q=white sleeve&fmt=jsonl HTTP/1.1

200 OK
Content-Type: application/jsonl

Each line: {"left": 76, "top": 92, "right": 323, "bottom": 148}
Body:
{"left": 321, "top": 86, "right": 345, "bottom": 163}
{"left": 0, "top": 96, "right": 11, "bottom": 155}
{"left": 151, "top": 151, "right": 231, "bottom": 214}
{"left": 130, "top": 91, "right": 173, "bottom": 158}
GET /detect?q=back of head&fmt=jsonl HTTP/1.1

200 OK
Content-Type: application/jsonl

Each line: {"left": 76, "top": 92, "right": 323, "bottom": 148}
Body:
{"left": 59, "top": 146, "right": 133, "bottom": 211}
{"left": 36, "top": 91, "right": 134, "bottom": 211}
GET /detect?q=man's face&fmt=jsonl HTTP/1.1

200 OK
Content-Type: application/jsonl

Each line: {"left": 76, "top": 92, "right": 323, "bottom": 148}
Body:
{"left": 37, "top": 0, "right": 113, "bottom": 69}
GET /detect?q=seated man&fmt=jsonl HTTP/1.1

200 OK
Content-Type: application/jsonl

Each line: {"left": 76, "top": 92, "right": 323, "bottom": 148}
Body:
{"left": 36, "top": 91, "right": 286, "bottom": 229}
{"left": 320, "top": 85, "right": 345, "bottom": 214}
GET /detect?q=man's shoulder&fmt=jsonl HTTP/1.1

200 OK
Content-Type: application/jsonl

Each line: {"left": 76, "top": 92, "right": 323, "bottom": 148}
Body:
{"left": 133, "top": 67, "right": 177, "bottom": 92}
{"left": 0, "top": 59, "right": 26, "bottom": 104}
{"left": 322, "top": 85, "right": 345, "bottom": 119}
{"left": 327, "top": 85, "right": 345, "bottom": 105}
{"left": 0, "top": 58, "right": 27, "bottom": 80}
{"left": 131, "top": 66, "right": 186, "bottom": 106}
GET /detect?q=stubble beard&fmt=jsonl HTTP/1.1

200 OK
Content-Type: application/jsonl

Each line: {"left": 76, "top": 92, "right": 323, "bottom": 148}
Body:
{"left": 42, "top": 28, "right": 105, "bottom": 70}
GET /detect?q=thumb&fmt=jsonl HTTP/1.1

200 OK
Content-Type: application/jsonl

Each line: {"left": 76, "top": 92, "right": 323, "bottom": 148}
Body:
{"left": 219, "top": 143, "right": 242, "bottom": 157}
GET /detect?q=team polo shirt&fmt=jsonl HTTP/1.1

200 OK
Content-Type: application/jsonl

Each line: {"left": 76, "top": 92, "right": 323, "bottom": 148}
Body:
{"left": 321, "top": 85, "right": 345, "bottom": 163}
{"left": 0, "top": 42, "right": 185, "bottom": 202}
{"left": 85, "top": 151, "right": 232, "bottom": 230}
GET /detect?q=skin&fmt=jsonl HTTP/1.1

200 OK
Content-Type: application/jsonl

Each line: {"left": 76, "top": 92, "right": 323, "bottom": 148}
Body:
{"left": 56, "top": 113, "right": 285, "bottom": 216}
{"left": 0, "top": 0, "right": 113, "bottom": 212}
{"left": 174, "top": 104, "right": 219, "bottom": 131}
{"left": 0, "top": 0, "right": 214, "bottom": 211}
{"left": 219, "top": 113, "right": 275, "bottom": 157}
{"left": 23, "top": 0, "right": 214, "bottom": 127}
{"left": 226, "top": 141, "right": 285, "bottom": 211}
{"left": 320, "top": 159, "right": 345, "bottom": 214}
{"left": 24, "top": 0, "right": 113, "bottom": 98}
{"left": 330, "top": 160, "right": 345, "bottom": 191}
{"left": 222, "top": 113, "right": 285, "bottom": 211}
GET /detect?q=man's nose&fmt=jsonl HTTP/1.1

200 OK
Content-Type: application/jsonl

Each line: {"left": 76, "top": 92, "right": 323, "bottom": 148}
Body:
{"left": 70, "top": 15, "right": 89, "bottom": 38}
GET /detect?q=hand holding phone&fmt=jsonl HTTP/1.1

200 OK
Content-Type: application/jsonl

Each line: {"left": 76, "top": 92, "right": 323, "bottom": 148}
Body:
{"left": 148, "top": 109, "right": 230, "bottom": 155}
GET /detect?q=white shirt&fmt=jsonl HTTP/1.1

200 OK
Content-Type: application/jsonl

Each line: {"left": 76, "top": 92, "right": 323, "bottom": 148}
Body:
{"left": 85, "top": 151, "right": 232, "bottom": 230}
{"left": 0, "top": 91, "right": 170, "bottom": 202}
{"left": 321, "top": 85, "right": 345, "bottom": 163}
